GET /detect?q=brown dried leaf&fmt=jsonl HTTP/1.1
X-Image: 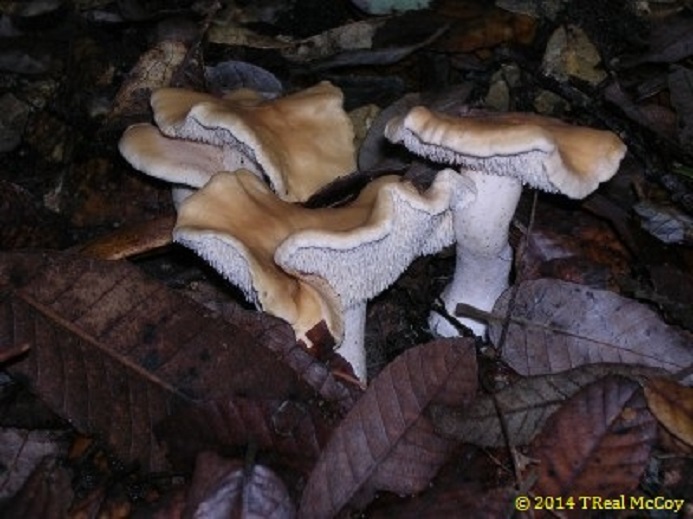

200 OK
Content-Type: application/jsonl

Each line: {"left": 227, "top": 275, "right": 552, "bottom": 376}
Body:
{"left": 431, "top": 363, "right": 668, "bottom": 448}
{"left": 620, "top": 15, "right": 693, "bottom": 66}
{"left": 184, "top": 452, "right": 295, "bottom": 519}
{"left": 0, "top": 457, "right": 73, "bottom": 519}
{"left": 298, "top": 338, "right": 478, "bottom": 518}
{"left": 75, "top": 215, "right": 175, "bottom": 260}
{"left": 668, "top": 65, "right": 693, "bottom": 152}
{"left": 531, "top": 376, "right": 656, "bottom": 506}
{"left": 279, "top": 14, "right": 449, "bottom": 70}
{"left": 0, "top": 429, "right": 71, "bottom": 500}
{"left": 0, "top": 252, "right": 309, "bottom": 470}
{"left": 0, "top": 181, "right": 66, "bottom": 250}
{"left": 369, "top": 482, "right": 515, "bottom": 519}
{"left": 645, "top": 378, "right": 693, "bottom": 447}
{"left": 180, "top": 279, "right": 363, "bottom": 412}
{"left": 156, "top": 396, "right": 334, "bottom": 475}
{"left": 490, "top": 279, "right": 693, "bottom": 383}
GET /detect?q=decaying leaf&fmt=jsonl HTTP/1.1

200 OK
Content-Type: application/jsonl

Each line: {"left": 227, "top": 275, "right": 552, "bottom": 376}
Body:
{"left": 0, "top": 181, "right": 67, "bottom": 250}
{"left": 156, "top": 396, "right": 335, "bottom": 475}
{"left": 490, "top": 279, "right": 693, "bottom": 382}
{"left": 369, "top": 481, "right": 515, "bottom": 519}
{"left": 282, "top": 15, "right": 449, "bottom": 70}
{"left": 645, "top": 378, "right": 693, "bottom": 447}
{"left": 0, "top": 429, "right": 71, "bottom": 500}
{"left": 669, "top": 65, "right": 693, "bottom": 151}
{"left": 109, "top": 33, "right": 202, "bottom": 126}
{"left": 618, "top": 15, "right": 693, "bottom": 66}
{"left": 633, "top": 200, "right": 693, "bottom": 246}
{"left": 530, "top": 376, "right": 657, "bottom": 507}
{"left": 0, "top": 252, "right": 310, "bottom": 471}
{"left": 298, "top": 338, "right": 478, "bottom": 518}
{"left": 431, "top": 363, "right": 668, "bottom": 448}
{"left": 179, "top": 278, "right": 363, "bottom": 413}
{"left": 184, "top": 452, "right": 295, "bottom": 519}
{"left": 0, "top": 457, "right": 73, "bottom": 519}
{"left": 75, "top": 215, "right": 175, "bottom": 260}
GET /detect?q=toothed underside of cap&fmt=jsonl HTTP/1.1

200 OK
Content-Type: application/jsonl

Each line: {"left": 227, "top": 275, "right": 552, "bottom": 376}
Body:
{"left": 386, "top": 106, "right": 627, "bottom": 199}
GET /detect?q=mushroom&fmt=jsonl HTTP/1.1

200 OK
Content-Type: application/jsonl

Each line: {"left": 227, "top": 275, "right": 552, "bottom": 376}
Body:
{"left": 174, "top": 168, "right": 471, "bottom": 380}
{"left": 141, "top": 81, "right": 357, "bottom": 202}
{"left": 119, "top": 123, "right": 256, "bottom": 206}
{"left": 384, "top": 105, "right": 627, "bottom": 337}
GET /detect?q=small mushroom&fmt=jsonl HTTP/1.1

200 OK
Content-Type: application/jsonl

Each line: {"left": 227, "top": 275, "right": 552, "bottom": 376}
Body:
{"left": 174, "top": 168, "right": 471, "bottom": 380}
{"left": 385, "top": 105, "right": 627, "bottom": 337}
{"left": 144, "top": 81, "right": 357, "bottom": 202}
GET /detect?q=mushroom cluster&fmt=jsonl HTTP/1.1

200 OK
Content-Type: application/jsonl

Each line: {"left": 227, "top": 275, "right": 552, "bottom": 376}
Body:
{"left": 120, "top": 81, "right": 627, "bottom": 381}
{"left": 119, "top": 82, "right": 473, "bottom": 381}
{"left": 384, "top": 106, "right": 627, "bottom": 337}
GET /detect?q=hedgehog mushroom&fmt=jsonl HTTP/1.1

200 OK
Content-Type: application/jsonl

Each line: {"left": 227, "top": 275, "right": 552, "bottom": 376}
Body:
{"left": 174, "top": 168, "right": 471, "bottom": 381}
{"left": 384, "top": 106, "right": 627, "bottom": 337}
{"left": 119, "top": 81, "right": 356, "bottom": 205}
{"left": 146, "top": 81, "right": 357, "bottom": 202}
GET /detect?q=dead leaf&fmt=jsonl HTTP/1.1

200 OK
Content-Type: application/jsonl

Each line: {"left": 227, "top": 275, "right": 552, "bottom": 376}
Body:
{"left": 0, "top": 457, "right": 73, "bottom": 519}
{"left": 0, "top": 252, "right": 310, "bottom": 470}
{"left": 75, "top": 214, "right": 175, "bottom": 260}
{"left": 490, "top": 279, "right": 693, "bottom": 383}
{"left": 645, "top": 378, "right": 693, "bottom": 447}
{"left": 0, "top": 429, "right": 71, "bottom": 499}
{"left": 0, "top": 181, "right": 67, "bottom": 250}
{"left": 291, "top": 15, "right": 450, "bottom": 71}
{"left": 369, "top": 482, "right": 515, "bottom": 519}
{"left": 298, "top": 338, "right": 478, "bottom": 518}
{"left": 633, "top": 200, "right": 693, "bottom": 246}
{"left": 156, "top": 396, "right": 334, "bottom": 475}
{"left": 530, "top": 376, "right": 657, "bottom": 511}
{"left": 431, "top": 363, "right": 668, "bottom": 448}
{"left": 517, "top": 202, "right": 631, "bottom": 289}
{"left": 669, "top": 65, "right": 693, "bottom": 151}
{"left": 184, "top": 452, "right": 295, "bottom": 519}
{"left": 618, "top": 15, "right": 693, "bottom": 66}
{"left": 108, "top": 36, "right": 202, "bottom": 126}
{"left": 179, "top": 278, "right": 363, "bottom": 413}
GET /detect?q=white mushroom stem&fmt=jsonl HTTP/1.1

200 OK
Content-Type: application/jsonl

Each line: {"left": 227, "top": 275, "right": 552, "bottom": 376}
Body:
{"left": 429, "top": 170, "right": 522, "bottom": 338}
{"left": 337, "top": 302, "right": 368, "bottom": 381}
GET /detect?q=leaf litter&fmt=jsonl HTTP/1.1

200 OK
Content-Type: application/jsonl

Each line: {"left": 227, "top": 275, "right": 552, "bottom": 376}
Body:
{"left": 2, "top": 0, "right": 693, "bottom": 515}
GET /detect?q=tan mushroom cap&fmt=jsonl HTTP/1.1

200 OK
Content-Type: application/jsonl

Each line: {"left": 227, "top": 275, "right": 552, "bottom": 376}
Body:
{"left": 118, "top": 123, "right": 255, "bottom": 189}
{"left": 174, "top": 168, "right": 468, "bottom": 346}
{"left": 150, "top": 81, "right": 357, "bottom": 202}
{"left": 385, "top": 106, "right": 627, "bottom": 199}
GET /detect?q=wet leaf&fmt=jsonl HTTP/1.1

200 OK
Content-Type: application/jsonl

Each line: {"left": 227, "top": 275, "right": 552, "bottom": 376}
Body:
{"left": 645, "top": 378, "right": 693, "bottom": 447}
{"left": 431, "top": 363, "right": 667, "bottom": 448}
{"left": 490, "top": 279, "right": 693, "bottom": 383}
{"left": 184, "top": 452, "right": 295, "bottom": 519}
{"left": 0, "top": 252, "right": 309, "bottom": 470}
{"left": 298, "top": 338, "right": 478, "bottom": 518}
{"left": 157, "top": 396, "right": 334, "bottom": 475}
{"left": 530, "top": 376, "right": 656, "bottom": 507}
